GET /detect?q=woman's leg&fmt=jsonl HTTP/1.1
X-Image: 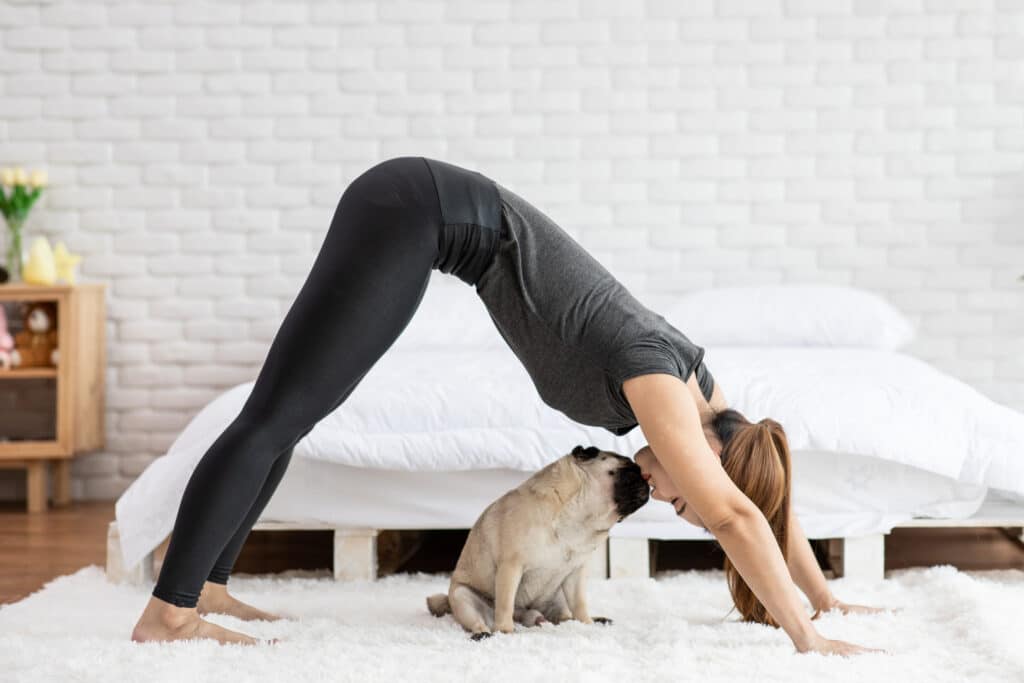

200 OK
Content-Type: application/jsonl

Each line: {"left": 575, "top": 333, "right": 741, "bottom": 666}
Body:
{"left": 132, "top": 157, "right": 442, "bottom": 643}
{"left": 206, "top": 445, "right": 293, "bottom": 586}
{"left": 196, "top": 445, "right": 294, "bottom": 622}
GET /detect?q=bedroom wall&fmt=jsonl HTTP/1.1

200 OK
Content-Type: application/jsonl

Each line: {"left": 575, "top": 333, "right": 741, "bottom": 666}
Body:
{"left": 0, "top": 1, "right": 1022, "bottom": 500}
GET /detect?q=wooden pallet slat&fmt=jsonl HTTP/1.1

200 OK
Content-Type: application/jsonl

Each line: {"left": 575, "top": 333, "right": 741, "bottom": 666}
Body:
{"left": 105, "top": 495, "right": 1024, "bottom": 585}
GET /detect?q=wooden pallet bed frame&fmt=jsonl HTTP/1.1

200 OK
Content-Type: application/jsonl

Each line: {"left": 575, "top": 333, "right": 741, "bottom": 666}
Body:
{"left": 106, "top": 495, "right": 1024, "bottom": 586}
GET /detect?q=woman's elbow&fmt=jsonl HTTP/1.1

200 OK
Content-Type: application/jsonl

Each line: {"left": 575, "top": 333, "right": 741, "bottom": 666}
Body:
{"left": 703, "top": 498, "right": 760, "bottom": 536}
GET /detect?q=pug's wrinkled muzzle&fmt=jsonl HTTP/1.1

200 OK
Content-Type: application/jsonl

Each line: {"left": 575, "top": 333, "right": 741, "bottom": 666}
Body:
{"left": 613, "top": 460, "right": 650, "bottom": 519}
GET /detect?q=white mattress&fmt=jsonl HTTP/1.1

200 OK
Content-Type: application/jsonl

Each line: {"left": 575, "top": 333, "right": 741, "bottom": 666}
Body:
{"left": 261, "top": 450, "right": 988, "bottom": 542}
{"left": 115, "top": 340, "right": 1024, "bottom": 568}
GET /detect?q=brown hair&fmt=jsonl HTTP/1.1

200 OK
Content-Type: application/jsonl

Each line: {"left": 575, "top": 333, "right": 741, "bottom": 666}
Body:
{"left": 711, "top": 408, "right": 792, "bottom": 627}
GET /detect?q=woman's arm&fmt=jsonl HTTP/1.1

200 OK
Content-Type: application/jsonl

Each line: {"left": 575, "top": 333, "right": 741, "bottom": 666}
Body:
{"left": 622, "top": 372, "right": 880, "bottom": 655}
{"left": 788, "top": 511, "right": 887, "bottom": 617}
{"left": 786, "top": 509, "right": 837, "bottom": 613}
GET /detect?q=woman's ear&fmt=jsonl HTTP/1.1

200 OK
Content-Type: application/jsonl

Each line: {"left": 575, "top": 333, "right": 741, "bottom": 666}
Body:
{"left": 703, "top": 424, "right": 724, "bottom": 457}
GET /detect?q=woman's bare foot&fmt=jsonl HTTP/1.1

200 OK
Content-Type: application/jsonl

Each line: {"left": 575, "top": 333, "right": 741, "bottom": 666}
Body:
{"left": 131, "top": 595, "right": 258, "bottom": 645}
{"left": 198, "top": 581, "right": 282, "bottom": 622}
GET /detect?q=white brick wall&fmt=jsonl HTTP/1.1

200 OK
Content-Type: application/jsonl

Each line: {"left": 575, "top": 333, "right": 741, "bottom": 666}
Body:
{"left": 0, "top": 0, "right": 1022, "bottom": 500}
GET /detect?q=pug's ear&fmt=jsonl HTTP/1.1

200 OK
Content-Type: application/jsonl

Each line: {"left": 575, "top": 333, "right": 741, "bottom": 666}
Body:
{"left": 571, "top": 445, "right": 600, "bottom": 462}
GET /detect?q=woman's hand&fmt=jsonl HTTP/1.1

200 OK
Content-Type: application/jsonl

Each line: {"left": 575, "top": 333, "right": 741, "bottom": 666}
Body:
{"left": 812, "top": 595, "right": 888, "bottom": 618}
{"left": 834, "top": 601, "right": 886, "bottom": 616}
{"left": 801, "top": 634, "right": 886, "bottom": 656}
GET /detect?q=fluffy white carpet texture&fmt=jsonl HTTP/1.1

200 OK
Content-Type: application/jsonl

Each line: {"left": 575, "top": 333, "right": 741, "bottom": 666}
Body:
{"left": 0, "top": 566, "right": 1021, "bottom": 683}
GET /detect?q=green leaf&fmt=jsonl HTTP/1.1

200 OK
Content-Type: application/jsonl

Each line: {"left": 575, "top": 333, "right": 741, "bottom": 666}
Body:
{"left": 12, "top": 185, "right": 25, "bottom": 214}
{"left": 25, "top": 187, "right": 41, "bottom": 212}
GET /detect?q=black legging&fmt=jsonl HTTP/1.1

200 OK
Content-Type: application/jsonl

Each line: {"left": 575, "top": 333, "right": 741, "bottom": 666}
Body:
{"left": 153, "top": 157, "right": 450, "bottom": 607}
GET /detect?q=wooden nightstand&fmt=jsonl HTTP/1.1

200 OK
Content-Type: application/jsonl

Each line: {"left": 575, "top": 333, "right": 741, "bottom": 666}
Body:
{"left": 0, "top": 282, "right": 106, "bottom": 512}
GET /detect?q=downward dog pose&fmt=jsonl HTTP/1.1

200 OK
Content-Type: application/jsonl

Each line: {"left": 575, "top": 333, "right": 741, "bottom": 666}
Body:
{"left": 132, "top": 156, "right": 881, "bottom": 653}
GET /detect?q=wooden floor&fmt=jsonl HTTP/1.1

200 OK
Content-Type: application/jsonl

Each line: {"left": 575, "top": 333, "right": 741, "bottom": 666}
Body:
{"left": 0, "top": 502, "right": 113, "bottom": 604}
{"left": 1, "top": 501, "right": 1021, "bottom": 605}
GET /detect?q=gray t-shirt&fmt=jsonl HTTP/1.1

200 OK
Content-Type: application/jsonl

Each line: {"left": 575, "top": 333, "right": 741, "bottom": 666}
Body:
{"left": 474, "top": 182, "right": 715, "bottom": 436}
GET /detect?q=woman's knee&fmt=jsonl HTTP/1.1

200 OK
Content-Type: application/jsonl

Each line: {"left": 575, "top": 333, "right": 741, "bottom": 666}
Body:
{"left": 217, "top": 410, "right": 304, "bottom": 464}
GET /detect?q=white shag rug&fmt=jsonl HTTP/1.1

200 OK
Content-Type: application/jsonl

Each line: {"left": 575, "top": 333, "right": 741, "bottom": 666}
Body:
{"left": 0, "top": 566, "right": 1021, "bottom": 683}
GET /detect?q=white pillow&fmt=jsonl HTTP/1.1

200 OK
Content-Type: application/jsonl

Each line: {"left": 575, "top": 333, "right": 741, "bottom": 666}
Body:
{"left": 657, "top": 285, "right": 915, "bottom": 350}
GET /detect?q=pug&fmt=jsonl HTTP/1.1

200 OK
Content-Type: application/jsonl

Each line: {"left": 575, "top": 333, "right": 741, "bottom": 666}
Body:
{"left": 426, "top": 445, "right": 650, "bottom": 639}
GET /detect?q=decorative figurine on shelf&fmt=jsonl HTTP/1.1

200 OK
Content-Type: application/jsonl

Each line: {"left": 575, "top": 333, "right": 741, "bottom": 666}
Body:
{"left": 20, "top": 236, "right": 82, "bottom": 286}
{"left": 12, "top": 301, "right": 58, "bottom": 367}
{"left": 0, "top": 305, "right": 15, "bottom": 370}
{"left": 0, "top": 167, "right": 47, "bottom": 282}
{"left": 53, "top": 241, "right": 82, "bottom": 284}
{"left": 22, "top": 236, "right": 57, "bottom": 286}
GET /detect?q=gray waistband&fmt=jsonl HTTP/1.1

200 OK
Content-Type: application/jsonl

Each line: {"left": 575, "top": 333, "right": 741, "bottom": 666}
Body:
{"left": 422, "top": 157, "right": 504, "bottom": 286}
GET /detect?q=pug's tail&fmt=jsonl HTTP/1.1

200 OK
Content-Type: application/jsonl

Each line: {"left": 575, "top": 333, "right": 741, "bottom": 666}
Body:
{"left": 426, "top": 593, "right": 451, "bottom": 617}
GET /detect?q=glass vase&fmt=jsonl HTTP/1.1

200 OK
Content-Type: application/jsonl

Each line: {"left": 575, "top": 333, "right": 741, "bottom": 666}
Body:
{"left": 4, "top": 216, "right": 25, "bottom": 282}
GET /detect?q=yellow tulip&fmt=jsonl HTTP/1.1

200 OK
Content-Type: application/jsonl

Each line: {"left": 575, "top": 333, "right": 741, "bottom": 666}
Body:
{"left": 13, "top": 168, "right": 28, "bottom": 185}
{"left": 29, "top": 169, "right": 48, "bottom": 188}
{"left": 0, "top": 168, "right": 13, "bottom": 186}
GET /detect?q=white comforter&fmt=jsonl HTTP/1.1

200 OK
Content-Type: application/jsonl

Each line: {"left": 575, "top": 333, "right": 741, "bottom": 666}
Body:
{"left": 116, "top": 342, "right": 1024, "bottom": 568}
{"left": 132, "top": 347, "right": 1024, "bottom": 483}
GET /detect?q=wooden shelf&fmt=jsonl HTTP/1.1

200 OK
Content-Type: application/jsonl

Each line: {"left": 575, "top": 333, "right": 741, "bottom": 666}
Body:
{"left": 0, "top": 367, "right": 58, "bottom": 379}
{"left": 0, "top": 282, "right": 102, "bottom": 300}
{"left": 0, "top": 282, "right": 107, "bottom": 511}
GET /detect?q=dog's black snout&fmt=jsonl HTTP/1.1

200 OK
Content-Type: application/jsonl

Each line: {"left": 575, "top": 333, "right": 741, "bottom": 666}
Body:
{"left": 613, "top": 459, "right": 650, "bottom": 519}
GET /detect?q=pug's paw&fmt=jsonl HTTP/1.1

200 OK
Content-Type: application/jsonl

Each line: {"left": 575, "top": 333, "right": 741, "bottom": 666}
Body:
{"left": 593, "top": 617, "right": 613, "bottom": 626}
{"left": 522, "top": 609, "right": 547, "bottom": 627}
{"left": 470, "top": 631, "right": 492, "bottom": 641}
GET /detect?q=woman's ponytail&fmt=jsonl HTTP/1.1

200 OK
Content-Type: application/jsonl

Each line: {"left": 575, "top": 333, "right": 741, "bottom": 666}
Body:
{"left": 713, "top": 410, "right": 793, "bottom": 627}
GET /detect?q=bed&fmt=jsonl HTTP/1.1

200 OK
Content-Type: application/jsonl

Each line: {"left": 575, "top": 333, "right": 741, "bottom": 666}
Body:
{"left": 109, "top": 278, "right": 1024, "bottom": 584}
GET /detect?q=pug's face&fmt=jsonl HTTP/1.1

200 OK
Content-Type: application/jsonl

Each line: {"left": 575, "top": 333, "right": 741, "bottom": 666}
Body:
{"left": 571, "top": 446, "right": 650, "bottom": 522}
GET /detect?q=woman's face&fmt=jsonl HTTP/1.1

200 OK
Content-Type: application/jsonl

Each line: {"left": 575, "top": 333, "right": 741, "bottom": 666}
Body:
{"left": 634, "top": 445, "right": 708, "bottom": 530}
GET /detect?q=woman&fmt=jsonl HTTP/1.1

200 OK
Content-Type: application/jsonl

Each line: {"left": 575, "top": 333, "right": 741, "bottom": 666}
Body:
{"left": 132, "top": 157, "right": 881, "bottom": 654}
{"left": 635, "top": 413, "right": 884, "bottom": 628}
